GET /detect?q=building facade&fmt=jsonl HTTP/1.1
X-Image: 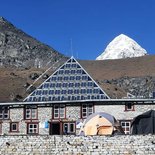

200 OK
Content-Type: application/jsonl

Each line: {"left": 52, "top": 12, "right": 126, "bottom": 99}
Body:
{"left": 0, "top": 57, "right": 155, "bottom": 135}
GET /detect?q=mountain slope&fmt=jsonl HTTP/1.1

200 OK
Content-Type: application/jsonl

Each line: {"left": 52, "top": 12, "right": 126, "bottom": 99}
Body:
{"left": 0, "top": 55, "right": 155, "bottom": 101}
{"left": 0, "top": 17, "right": 66, "bottom": 68}
{"left": 96, "top": 34, "right": 147, "bottom": 60}
{"left": 81, "top": 55, "right": 155, "bottom": 98}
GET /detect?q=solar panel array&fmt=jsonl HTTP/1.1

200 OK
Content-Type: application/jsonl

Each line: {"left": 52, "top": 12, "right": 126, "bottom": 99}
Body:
{"left": 24, "top": 57, "right": 109, "bottom": 102}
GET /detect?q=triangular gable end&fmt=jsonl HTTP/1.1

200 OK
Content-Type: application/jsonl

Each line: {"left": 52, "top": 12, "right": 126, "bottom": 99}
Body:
{"left": 24, "top": 57, "right": 110, "bottom": 102}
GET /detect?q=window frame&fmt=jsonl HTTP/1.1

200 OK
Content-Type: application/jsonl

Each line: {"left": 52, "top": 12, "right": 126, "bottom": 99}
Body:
{"left": 10, "top": 122, "right": 19, "bottom": 132}
{"left": 27, "top": 123, "right": 39, "bottom": 135}
{"left": 125, "top": 103, "right": 135, "bottom": 111}
{"left": 24, "top": 105, "right": 38, "bottom": 120}
{"left": 0, "top": 106, "right": 10, "bottom": 120}
{"left": 120, "top": 120, "right": 131, "bottom": 134}
{"left": 53, "top": 104, "right": 66, "bottom": 119}
{"left": 81, "top": 103, "right": 94, "bottom": 119}
{"left": 63, "top": 122, "right": 76, "bottom": 135}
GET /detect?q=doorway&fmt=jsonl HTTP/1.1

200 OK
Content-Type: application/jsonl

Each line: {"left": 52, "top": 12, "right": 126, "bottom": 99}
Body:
{"left": 50, "top": 122, "right": 61, "bottom": 135}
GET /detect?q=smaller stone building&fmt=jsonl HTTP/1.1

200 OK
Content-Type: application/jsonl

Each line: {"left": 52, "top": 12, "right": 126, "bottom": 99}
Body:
{"left": 0, "top": 57, "right": 155, "bottom": 135}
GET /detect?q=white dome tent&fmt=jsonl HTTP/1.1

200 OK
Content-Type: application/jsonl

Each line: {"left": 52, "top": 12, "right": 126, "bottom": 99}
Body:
{"left": 79, "top": 112, "right": 124, "bottom": 136}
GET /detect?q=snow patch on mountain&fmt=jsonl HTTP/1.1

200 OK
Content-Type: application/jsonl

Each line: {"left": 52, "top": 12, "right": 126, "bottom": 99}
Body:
{"left": 96, "top": 34, "right": 148, "bottom": 60}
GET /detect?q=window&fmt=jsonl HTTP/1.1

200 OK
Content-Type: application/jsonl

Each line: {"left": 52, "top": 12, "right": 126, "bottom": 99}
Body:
{"left": 48, "top": 96, "right": 52, "bottom": 101}
{"left": 81, "top": 104, "right": 94, "bottom": 118}
{"left": 101, "top": 95, "right": 105, "bottom": 99}
{"left": 41, "top": 97, "right": 46, "bottom": 101}
{"left": 87, "top": 95, "right": 91, "bottom": 99}
{"left": 27, "top": 123, "right": 39, "bottom": 134}
{"left": 65, "top": 70, "right": 70, "bottom": 74}
{"left": 88, "top": 82, "right": 93, "bottom": 87}
{"left": 56, "top": 83, "right": 61, "bottom": 87}
{"left": 0, "top": 106, "right": 9, "bottom": 120}
{"left": 59, "top": 70, "right": 63, "bottom": 74}
{"left": 74, "top": 89, "right": 79, "bottom": 94}
{"left": 82, "top": 75, "right": 88, "bottom": 80}
{"left": 49, "top": 90, "right": 54, "bottom": 95}
{"left": 71, "top": 70, "right": 76, "bottom": 74}
{"left": 69, "top": 83, "right": 74, "bottom": 87}
{"left": 62, "top": 89, "right": 67, "bottom": 94}
{"left": 61, "top": 96, "right": 65, "bottom": 101}
{"left": 91, "top": 95, "right": 95, "bottom": 99}
{"left": 68, "top": 96, "right": 71, "bottom": 100}
{"left": 71, "top": 64, "right": 77, "bottom": 68}
{"left": 55, "top": 90, "right": 60, "bottom": 95}
{"left": 93, "top": 83, "right": 97, "bottom": 87}
{"left": 42, "top": 90, "right": 48, "bottom": 95}
{"left": 121, "top": 121, "right": 131, "bottom": 134}
{"left": 43, "top": 83, "right": 49, "bottom": 88}
{"left": 36, "top": 90, "right": 41, "bottom": 95}
{"left": 81, "top": 89, "right": 86, "bottom": 94}
{"left": 25, "top": 106, "right": 37, "bottom": 120}
{"left": 50, "top": 83, "right": 55, "bottom": 87}
{"left": 81, "top": 96, "right": 85, "bottom": 100}
{"left": 81, "top": 82, "right": 86, "bottom": 87}
{"left": 68, "top": 89, "right": 73, "bottom": 94}
{"left": 62, "top": 83, "right": 68, "bottom": 87}
{"left": 27, "top": 97, "right": 33, "bottom": 102}
{"left": 70, "top": 76, "right": 75, "bottom": 80}
{"left": 53, "top": 104, "right": 65, "bottom": 119}
{"left": 63, "top": 122, "right": 75, "bottom": 134}
{"left": 57, "top": 77, "right": 62, "bottom": 81}
{"left": 87, "top": 89, "right": 92, "bottom": 94}
{"left": 66, "top": 64, "right": 71, "bottom": 68}
{"left": 77, "top": 70, "right": 82, "bottom": 74}
{"left": 77, "top": 96, "right": 80, "bottom": 100}
{"left": 72, "top": 96, "right": 75, "bottom": 100}
{"left": 10, "top": 122, "right": 19, "bottom": 132}
{"left": 76, "top": 76, "right": 81, "bottom": 80}
{"left": 51, "top": 77, "right": 56, "bottom": 81}
{"left": 77, "top": 65, "right": 81, "bottom": 68}
{"left": 125, "top": 103, "right": 134, "bottom": 111}
{"left": 82, "top": 70, "right": 86, "bottom": 74}
{"left": 93, "top": 89, "right": 99, "bottom": 94}
{"left": 75, "top": 83, "right": 80, "bottom": 87}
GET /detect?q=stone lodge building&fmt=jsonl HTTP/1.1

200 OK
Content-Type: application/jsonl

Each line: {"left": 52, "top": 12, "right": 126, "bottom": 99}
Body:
{"left": 0, "top": 57, "right": 155, "bottom": 135}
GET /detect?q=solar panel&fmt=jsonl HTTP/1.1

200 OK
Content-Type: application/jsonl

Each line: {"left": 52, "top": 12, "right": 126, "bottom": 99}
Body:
{"left": 24, "top": 57, "right": 110, "bottom": 102}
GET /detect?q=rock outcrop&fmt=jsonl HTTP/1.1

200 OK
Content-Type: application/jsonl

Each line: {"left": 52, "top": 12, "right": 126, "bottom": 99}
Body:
{"left": 0, "top": 17, "right": 66, "bottom": 68}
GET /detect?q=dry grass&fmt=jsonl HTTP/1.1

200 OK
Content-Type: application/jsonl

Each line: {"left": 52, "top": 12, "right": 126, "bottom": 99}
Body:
{"left": 0, "top": 55, "right": 155, "bottom": 101}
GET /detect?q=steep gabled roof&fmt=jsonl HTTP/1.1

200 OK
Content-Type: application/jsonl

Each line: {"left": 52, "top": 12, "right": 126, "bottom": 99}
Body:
{"left": 24, "top": 57, "right": 110, "bottom": 102}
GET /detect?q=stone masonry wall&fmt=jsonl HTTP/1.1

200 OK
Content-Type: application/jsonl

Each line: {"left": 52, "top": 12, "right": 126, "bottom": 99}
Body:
{"left": 95, "top": 104, "right": 155, "bottom": 120}
{"left": 0, "top": 135, "right": 155, "bottom": 154}
{"left": 66, "top": 106, "right": 81, "bottom": 120}
{"left": 38, "top": 107, "right": 52, "bottom": 134}
{"left": 2, "top": 104, "right": 155, "bottom": 135}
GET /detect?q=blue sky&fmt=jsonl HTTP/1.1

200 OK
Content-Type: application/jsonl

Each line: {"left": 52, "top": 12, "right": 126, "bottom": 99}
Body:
{"left": 1, "top": 0, "right": 155, "bottom": 60}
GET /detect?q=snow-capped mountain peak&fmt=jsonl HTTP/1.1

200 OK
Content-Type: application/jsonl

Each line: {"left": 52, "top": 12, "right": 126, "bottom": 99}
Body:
{"left": 96, "top": 34, "right": 147, "bottom": 60}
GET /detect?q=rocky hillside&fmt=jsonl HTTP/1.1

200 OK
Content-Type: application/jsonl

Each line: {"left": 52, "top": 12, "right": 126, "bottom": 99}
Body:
{"left": 0, "top": 17, "right": 66, "bottom": 68}
{"left": 81, "top": 55, "right": 155, "bottom": 99}
{"left": 0, "top": 55, "right": 155, "bottom": 102}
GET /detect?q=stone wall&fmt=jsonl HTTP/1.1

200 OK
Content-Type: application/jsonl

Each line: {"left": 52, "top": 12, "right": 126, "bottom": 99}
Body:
{"left": 95, "top": 104, "right": 155, "bottom": 120}
{"left": 1, "top": 104, "right": 155, "bottom": 135}
{"left": 0, "top": 135, "right": 155, "bottom": 154}
{"left": 66, "top": 106, "right": 81, "bottom": 120}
